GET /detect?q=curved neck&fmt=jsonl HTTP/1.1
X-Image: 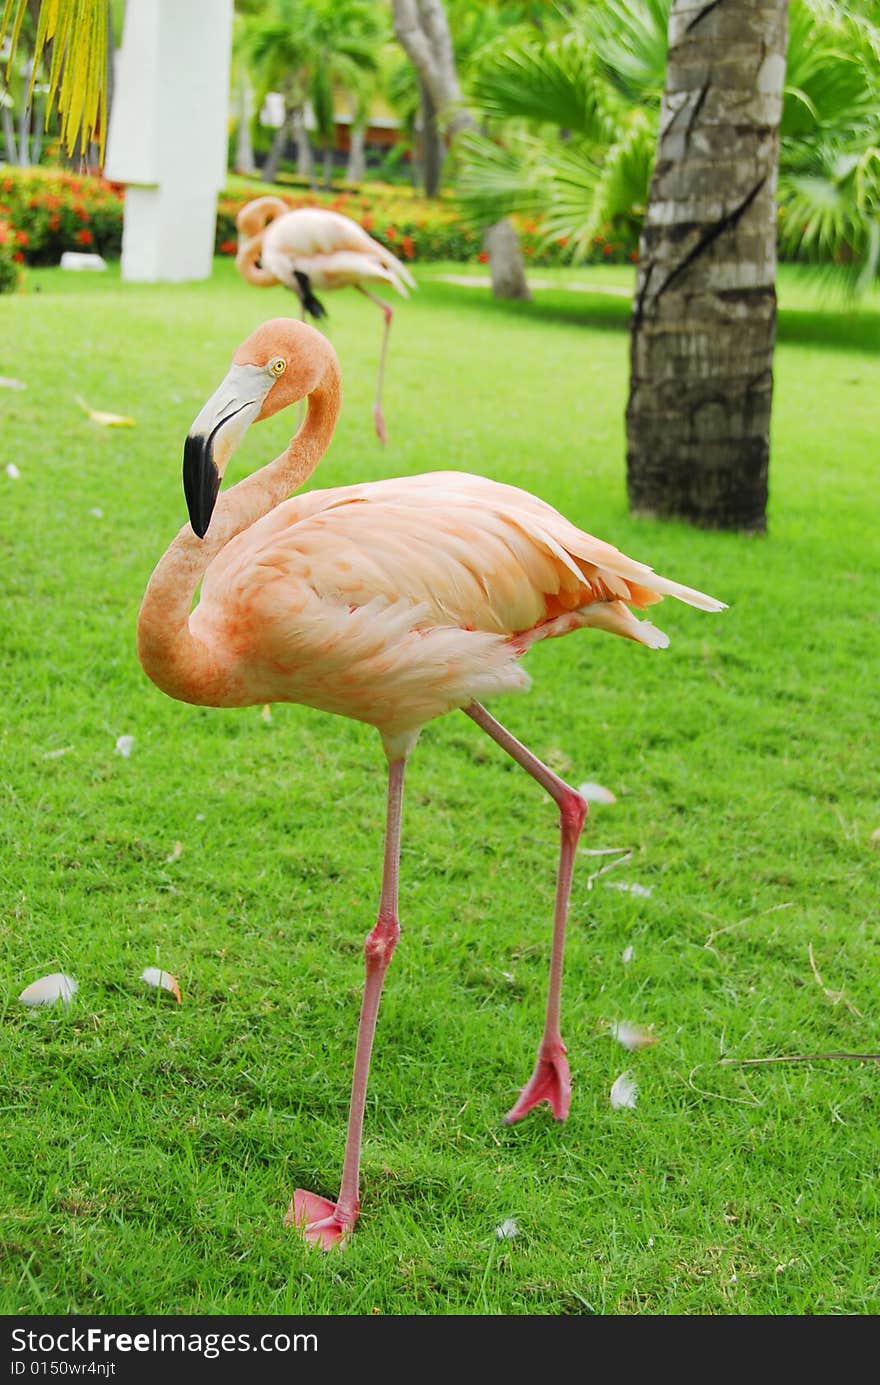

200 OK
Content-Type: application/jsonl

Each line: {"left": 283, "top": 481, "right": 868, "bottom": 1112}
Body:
{"left": 236, "top": 231, "right": 277, "bottom": 286}
{"left": 236, "top": 198, "right": 287, "bottom": 285}
{"left": 137, "top": 361, "right": 341, "bottom": 705}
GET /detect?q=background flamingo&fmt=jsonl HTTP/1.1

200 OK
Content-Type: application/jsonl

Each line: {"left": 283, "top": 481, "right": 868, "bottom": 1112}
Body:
{"left": 137, "top": 317, "right": 724, "bottom": 1250}
{"left": 235, "top": 196, "right": 415, "bottom": 443}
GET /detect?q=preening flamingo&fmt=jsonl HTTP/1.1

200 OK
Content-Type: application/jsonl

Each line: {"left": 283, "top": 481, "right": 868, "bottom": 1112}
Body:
{"left": 235, "top": 197, "right": 415, "bottom": 444}
{"left": 137, "top": 318, "right": 724, "bottom": 1250}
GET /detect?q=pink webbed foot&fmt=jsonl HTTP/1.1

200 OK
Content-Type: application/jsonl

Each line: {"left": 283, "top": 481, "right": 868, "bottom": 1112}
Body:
{"left": 373, "top": 403, "right": 388, "bottom": 445}
{"left": 505, "top": 1041, "right": 571, "bottom": 1125}
{"left": 284, "top": 1189, "right": 357, "bottom": 1250}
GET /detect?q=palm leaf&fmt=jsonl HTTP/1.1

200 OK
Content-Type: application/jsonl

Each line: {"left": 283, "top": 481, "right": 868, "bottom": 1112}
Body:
{"left": 1, "top": 0, "right": 108, "bottom": 157}
{"left": 470, "top": 32, "right": 615, "bottom": 143}
{"left": 582, "top": 0, "right": 671, "bottom": 105}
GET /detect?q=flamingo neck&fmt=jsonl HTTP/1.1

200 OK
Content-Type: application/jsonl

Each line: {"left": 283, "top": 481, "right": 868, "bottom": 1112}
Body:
{"left": 136, "top": 363, "right": 341, "bottom": 706}
{"left": 235, "top": 197, "right": 287, "bottom": 286}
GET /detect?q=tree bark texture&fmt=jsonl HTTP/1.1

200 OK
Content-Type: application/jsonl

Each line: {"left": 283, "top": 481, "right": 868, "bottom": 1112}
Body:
{"left": 483, "top": 219, "right": 532, "bottom": 300}
{"left": 625, "top": 0, "right": 788, "bottom": 532}
{"left": 346, "top": 120, "right": 366, "bottom": 182}
{"left": 292, "top": 106, "right": 314, "bottom": 185}
{"left": 392, "top": 0, "right": 530, "bottom": 300}
{"left": 419, "top": 77, "right": 443, "bottom": 197}
{"left": 234, "top": 75, "right": 256, "bottom": 175}
{"left": 262, "top": 113, "right": 290, "bottom": 183}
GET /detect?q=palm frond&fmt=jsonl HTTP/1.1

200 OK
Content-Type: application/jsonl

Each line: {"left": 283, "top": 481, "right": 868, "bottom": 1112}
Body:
{"left": 470, "top": 32, "right": 615, "bottom": 143}
{"left": 2, "top": 0, "right": 108, "bottom": 157}
{"left": 779, "top": 144, "right": 880, "bottom": 294}
{"left": 456, "top": 129, "right": 549, "bottom": 225}
{"left": 582, "top": 0, "right": 671, "bottom": 105}
{"left": 783, "top": 0, "right": 876, "bottom": 138}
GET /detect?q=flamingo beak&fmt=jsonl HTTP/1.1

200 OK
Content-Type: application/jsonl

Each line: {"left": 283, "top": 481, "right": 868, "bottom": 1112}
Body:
{"left": 183, "top": 363, "right": 272, "bottom": 538}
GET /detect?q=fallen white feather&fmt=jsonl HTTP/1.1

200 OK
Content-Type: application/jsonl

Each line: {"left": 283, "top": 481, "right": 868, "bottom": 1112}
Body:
{"left": 605, "top": 881, "right": 653, "bottom": 898}
{"left": 0, "top": 376, "right": 26, "bottom": 390}
{"left": 621, "top": 944, "right": 635, "bottom": 965}
{"left": 6, "top": 463, "right": 21, "bottom": 479}
{"left": 495, "top": 1218, "right": 519, "bottom": 1240}
{"left": 115, "top": 734, "right": 135, "bottom": 758}
{"left": 89, "top": 507, "right": 103, "bottom": 519}
{"left": 141, "top": 967, "right": 182, "bottom": 1003}
{"left": 610, "top": 1071, "right": 638, "bottom": 1110}
{"left": 165, "top": 841, "right": 183, "bottom": 863}
{"left": 43, "top": 745, "right": 74, "bottom": 760}
{"left": 261, "top": 704, "right": 273, "bottom": 723}
{"left": 611, "top": 1020, "right": 657, "bottom": 1053}
{"left": 19, "top": 973, "right": 78, "bottom": 1007}
{"left": 577, "top": 781, "right": 617, "bottom": 804}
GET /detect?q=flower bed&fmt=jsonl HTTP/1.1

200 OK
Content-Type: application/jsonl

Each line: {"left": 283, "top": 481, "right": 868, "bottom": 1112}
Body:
{"left": 0, "top": 165, "right": 638, "bottom": 269}
{"left": 0, "top": 168, "right": 125, "bottom": 265}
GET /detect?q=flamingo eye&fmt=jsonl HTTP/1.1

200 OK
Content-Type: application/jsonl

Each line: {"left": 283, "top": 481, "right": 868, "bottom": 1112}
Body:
{"left": 269, "top": 357, "right": 286, "bottom": 377}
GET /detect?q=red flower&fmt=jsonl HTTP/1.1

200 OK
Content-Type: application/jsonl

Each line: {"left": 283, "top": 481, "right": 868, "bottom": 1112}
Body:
{"left": 16, "top": 229, "right": 29, "bottom": 245}
{"left": 219, "top": 238, "right": 237, "bottom": 255}
{"left": 557, "top": 235, "right": 569, "bottom": 246}
{"left": 13, "top": 250, "right": 24, "bottom": 262}
{"left": 629, "top": 249, "right": 639, "bottom": 263}
{"left": 76, "top": 228, "right": 94, "bottom": 245}
{"left": 385, "top": 225, "right": 397, "bottom": 241}
{"left": 478, "top": 251, "right": 489, "bottom": 263}
{"left": 401, "top": 234, "right": 415, "bottom": 259}
{"left": 362, "top": 213, "right": 373, "bottom": 230}
{"left": 49, "top": 214, "right": 61, "bottom": 230}
{"left": 602, "top": 243, "right": 613, "bottom": 256}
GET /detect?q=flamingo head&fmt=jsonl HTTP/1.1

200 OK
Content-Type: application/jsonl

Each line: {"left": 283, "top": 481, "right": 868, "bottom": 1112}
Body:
{"left": 183, "top": 318, "right": 336, "bottom": 539}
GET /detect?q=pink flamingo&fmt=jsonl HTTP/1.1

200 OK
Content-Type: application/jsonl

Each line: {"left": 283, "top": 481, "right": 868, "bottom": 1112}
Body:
{"left": 235, "top": 197, "right": 415, "bottom": 444}
{"left": 137, "top": 318, "right": 724, "bottom": 1250}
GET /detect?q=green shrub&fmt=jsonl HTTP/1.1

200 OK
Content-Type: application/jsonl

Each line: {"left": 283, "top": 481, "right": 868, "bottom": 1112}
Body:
{"left": 0, "top": 217, "right": 23, "bottom": 292}
{"left": 0, "top": 165, "right": 639, "bottom": 269}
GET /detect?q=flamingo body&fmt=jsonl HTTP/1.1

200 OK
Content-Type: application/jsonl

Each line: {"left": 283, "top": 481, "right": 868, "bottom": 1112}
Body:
{"left": 191, "top": 470, "right": 718, "bottom": 747}
{"left": 235, "top": 198, "right": 415, "bottom": 442}
{"left": 138, "top": 318, "right": 724, "bottom": 1248}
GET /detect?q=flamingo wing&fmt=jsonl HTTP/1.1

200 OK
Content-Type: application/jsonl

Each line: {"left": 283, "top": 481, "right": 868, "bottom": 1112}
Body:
{"left": 202, "top": 470, "right": 721, "bottom": 638}
{"left": 265, "top": 209, "right": 415, "bottom": 295}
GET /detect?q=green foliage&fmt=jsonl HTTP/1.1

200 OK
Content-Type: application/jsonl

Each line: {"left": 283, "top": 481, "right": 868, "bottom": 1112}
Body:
{"left": 1, "top": 0, "right": 108, "bottom": 156}
{"left": 1, "top": 259, "right": 878, "bottom": 1312}
{"left": 0, "top": 221, "right": 21, "bottom": 289}
{"left": 457, "top": 0, "right": 880, "bottom": 290}
{"left": 777, "top": 0, "right": 880, "bottom": 294}
{"left": 238, "top": 0, "right": 385, "bottom": 151}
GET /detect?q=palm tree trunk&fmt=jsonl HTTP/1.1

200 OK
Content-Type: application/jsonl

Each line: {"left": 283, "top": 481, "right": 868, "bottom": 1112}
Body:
{"left": 234, "top": 74, "right": 255, "bottom": 175}
{"left": 291, "top": 106, "right": 314, "bottom": 186}
{"left": 262, "top": 112, "right": 290, "bottom": 184}
{"left": 2, "top": 104, "right": 18, "bottom": 164}
{"left": 392, "top": 0, "right": 530, "bottom": 300}
{"left": 16, "top": 65, "right": 31, "bottom": 166}
{"left": 419, "top": 77, "right": 443, "bottom": 197}
{"left": 346, "top": 121, "right": 366, "bottom": 182}
{"left": 625, "top": 0, "right": 789, "bottom": 532}
{"left": 30, "top": 89, "right": 44, "bottom": 163}
{"left": 483, "top": 220, "right": 531, "bottom": 300}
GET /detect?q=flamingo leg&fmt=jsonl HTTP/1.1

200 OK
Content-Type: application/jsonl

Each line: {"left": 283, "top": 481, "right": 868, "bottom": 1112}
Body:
{"left": 356, "top": 285, "right": 393, "bottom": 445}
{"left": 464, "top": 701, "right": 587, "bottom": 1124}
{"left": 286, "top": 756, "right": 407, "bottom": 1248}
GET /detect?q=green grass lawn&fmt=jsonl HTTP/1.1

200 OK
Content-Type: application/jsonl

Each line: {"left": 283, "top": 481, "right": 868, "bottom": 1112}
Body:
{"left": 1, "top": 257, "right": 878, "bottom": 1315}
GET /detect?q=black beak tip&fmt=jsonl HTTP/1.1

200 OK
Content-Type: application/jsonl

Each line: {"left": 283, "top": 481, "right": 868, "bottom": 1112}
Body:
{"left": 183, "top": 432, "right": 221, "bottom": 540}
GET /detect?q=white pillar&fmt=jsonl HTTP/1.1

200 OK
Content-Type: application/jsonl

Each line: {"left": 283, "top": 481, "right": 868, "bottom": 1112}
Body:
{"left": 104, "top": 0, "right": 233, "bottom": 282}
